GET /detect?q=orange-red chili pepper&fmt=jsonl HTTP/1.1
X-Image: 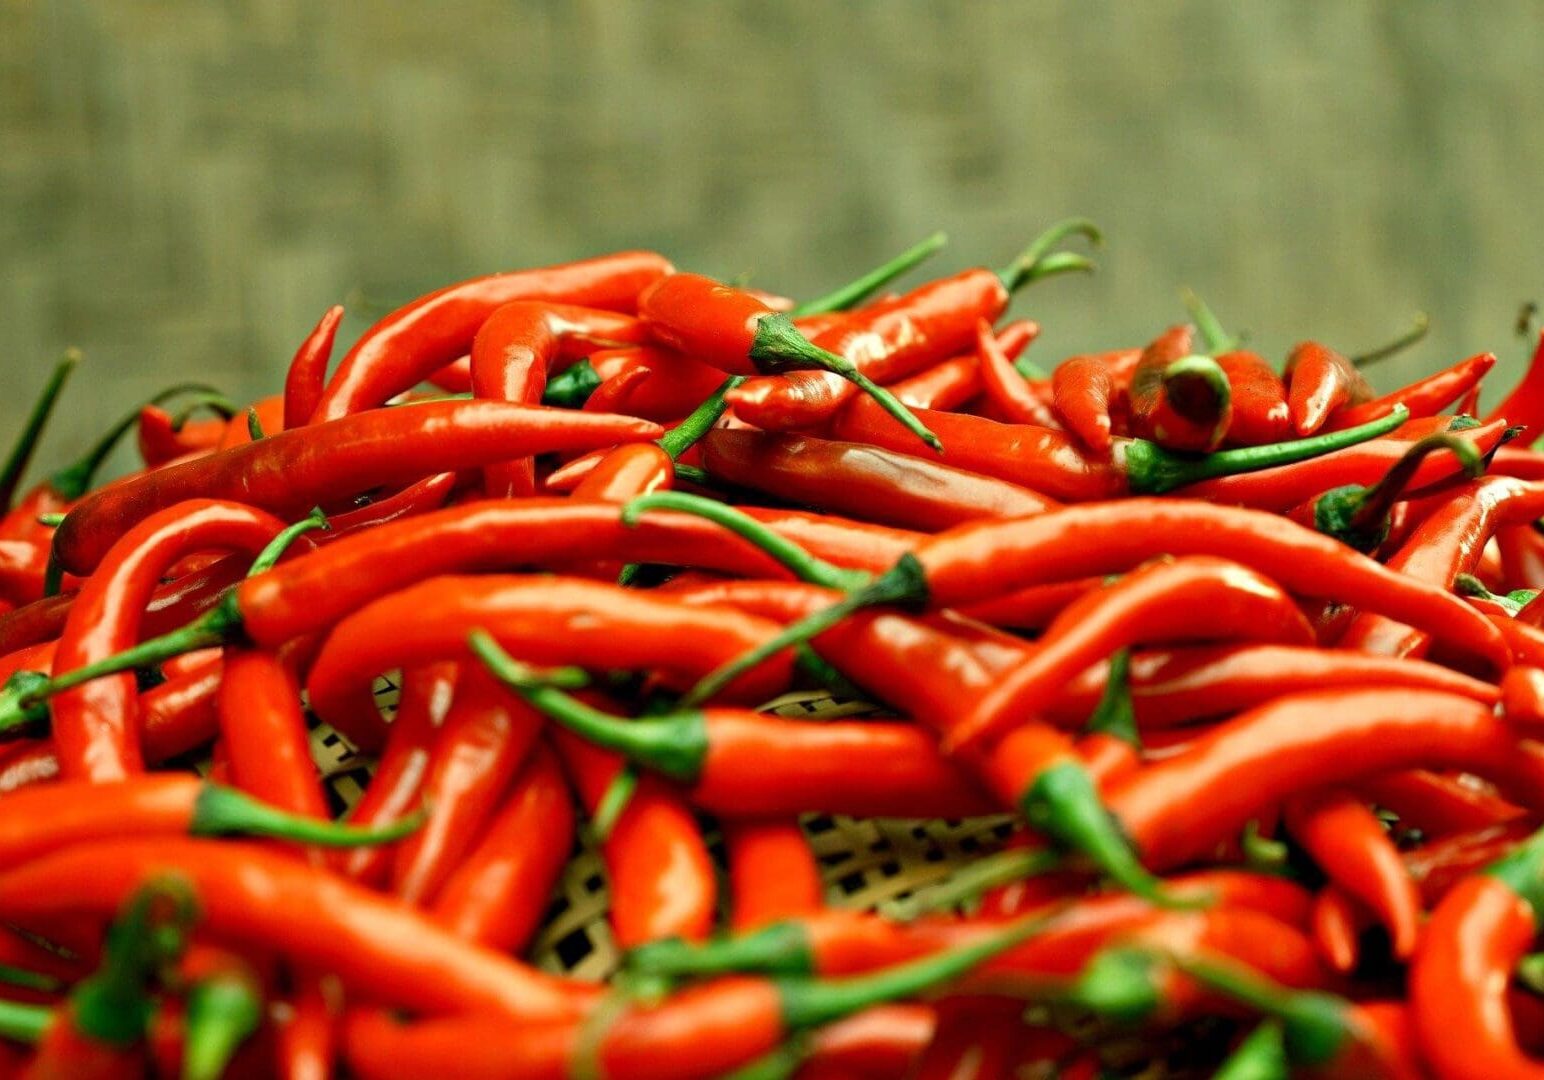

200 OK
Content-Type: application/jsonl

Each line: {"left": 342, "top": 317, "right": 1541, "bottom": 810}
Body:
{"left": 1215, "top": 350, "right": 1291, "bottom": 446}
{"left": 723, "top": 818, "right": 824, "bottom": 932}
{"left": 1284, "top": 340, "right": 1373, "bottom": 435}
{"left": 973, "top": 318, "right": 1058, "bottom": 428}
{"left": 891, "top": 323, "right": 1038, "bottom": 413}
{"left": 217, "top": 647, "right": 328, "bottom": 829}
{"left": 1486, "top": 326, "right": 1544, "bottom": 442}
{"left": 1051, "top": 354, "right": 1121, "bottom": 452}
{"left": 1128, "top": 325, "right": 1232, "bottom": 452}
{"left": 1324, "top": 351, "right": 1496, "bottom": 431}
{"left": 282, "top": 305, "right": 345, "bottom": 431}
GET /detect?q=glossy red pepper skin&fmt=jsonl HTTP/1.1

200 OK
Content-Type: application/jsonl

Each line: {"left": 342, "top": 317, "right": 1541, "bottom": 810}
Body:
{"left": 640, "top": 273, "right": 803, "bottom": 375}
{"left": 1128, "top": 325, "right": 1231, "bottom": 452}
{"left": 136, "top": 406, "right": 227, "bottom": 467}
{"left": 1215, "top": 350, "right": 1291, "bottom": 446}
{"left": 391, "top": 666, "right": 544, "bottom": 907}
{"left": 1485, "top": 327, "right": 1544, "bottom": 441}
{"left": 554, "top": 727, "right": 717, "bottom": 949}
{"left": 282, "top": 305, "right": 345, "bottom": 431}
{"left": 724, "top": 819, "right": 824, "bottom": 931}
{"left": 0, "top": 839, "right": 598, "bottom": 1022}
{"left": 974, "top": 318, "right": 1058, "bottom": 427}
{"left": 0, "top": 540, "right": 53, "bottom": 606}
{"left": 1502, "top": 665, "right": 1544, "bottom": 730}
{"left": 218, "top": 647, "right": 329, "bottom": 825}
{"left": 214, "top": 395, "right": 284, "bottom": 450}
{"left": 312, "top": 251, "right": 670, "bottom": 422}
{"left": 1360, "top": 770, "right": 1526, "bottom": 839}
{"left": 578, "top": 345, "right": 729, "bottom": 421}
{"left": 890, "top": 323, "right": 1038, "bottom": 412}
{"left": 1324, "top": 351, "right": 1496, "bottom": 431}
{"left": 1283, "top": 789, "right": 1419, "bottom": 959}
{"left": 430, "top": 744, "right": 574, "bottom": 952}
{"left": 950, "top": 556, "right": 1316, "bottom": 749}
{"left": 1284, "top": 341, "right": 1372, "bottom": 435}
{"left": 1404, "top": 820, "right": 1537, "bottom": 907}
{"left": 915, "top": 500, "right": 1507, "bottom": 670}
{"left": 1311, "top": 884, "right": 1366, "bottom": 974}
{"left": 1106, "top": 689, "right": 1544, "bottom": 871}
{"left": 1051, "top": 355, "right": 1121, "bottom": 452}
{"left": 570, "top": 442, "right": 673, "bottom": 503}
{"left": 699, "top": 428, "right": 1057, "bottom": 530}
{"left": 52, "top": 500, "right": 291, "bottom": 782}
{"left": 1498, "top": 524, "right": 1544, "bottom": 591}
{"left": 304, "top": 576, "right": 794, "bottom": 748}
{"left": 52, "top": 401, "right": 663, "bottom": 576}
{"left": 727, "top": 268, "right": 1012, "bottom": 430}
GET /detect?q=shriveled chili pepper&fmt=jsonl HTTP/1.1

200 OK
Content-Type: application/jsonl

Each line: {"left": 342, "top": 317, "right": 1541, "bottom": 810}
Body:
{"left": 832, "top": 391, "right": 1409, "bottom": 503}
{"left": 1127, "top": 325, "right": 1233, "bottom": 452}
{"left": 1323, "top": 351, "right": 1496, "bottom": 431}
{"left": 949, "top": 556, "right": 1316, "bottom": 750}
{"left": 1409, "top": 822, "right": 1544, "bottom": 1079}
{"left": 51, "top": 399, "right": 663, "bottom": 576}
{"left": 973, "top": 317, "right": 1059, "bottom": 428}
{"left": 724, "top": 819, "right": 825, "bottom": 932}
{"left": 726, "top": 222, "right": 1097, "bottom": 435}
{"left": 639, "top": 272, "right": 941, "bottom": 450}
{"left": 429, "top": 744, "right": 575, "bottom": 952}
{"left": 1486, "top": 326, "right": 1544, "bottom": 443}
{"left": 473, "top": 633, "right": 992, "bottom": 820}
{"left": 553, "top": 724, "right": 718, "bottom": 949}
{"left": 699, "top": 428, "right": 1057, "bottom": 530}
{"left": 311, "top": 251, "right": 671, "bottom": 422}
{"left": 281, "top": 304, "right": 345, "bottom": 432}
{"left": 0, "top": 838, "right": 598, "bottom": 1022}
{"left": 1283, "top": 788, "right": 1419, "bottom": 959}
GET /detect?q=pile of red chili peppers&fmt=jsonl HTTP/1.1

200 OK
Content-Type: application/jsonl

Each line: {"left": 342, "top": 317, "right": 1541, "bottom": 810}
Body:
{"left": 2, "top": 226, "right": 1544, "bottom": 1078}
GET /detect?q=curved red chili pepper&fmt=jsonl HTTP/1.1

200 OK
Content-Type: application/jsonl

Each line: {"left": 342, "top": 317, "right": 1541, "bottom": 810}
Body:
{"left": 1215, "top": 350, "right": 1291, "bottom": 446}
{"left": 1128, "top": 325, "right": 1233, "bottom": 452}
{"left": 1051, "top": 355, "right": 1121, "bottom": 452}
{"left": 0, "top": 540, "right": 53, "bottom": 606}
{"left": 1404, "top": 819, "right": 1537, "bottom": 908}
{"left": 889, "top": 322, "right": 1038, "bottom": 413}
{"left": 723, "top": 818, "right": 824, "bottom": 932}
{"left": 311, "top": 251, "right": 671, "bottom": 422}
{"left": 51, "top": 500, "right": 292, "bottom": 782}
{"left": 1497, "top": 523, "right": 1544, "bottom": 591}
{"left": 1283, "top": 789, "right": 1419, "bottom": 959}
{"left": 282, "top": 305, "right": 345, "bottom": 431}
{"left": 1310, "top": 884, "right": 1367, "bottom": 975}
{"left": 1284, "top": 341, "right": 1373, "bottom": 435}
{"left": 1486, "top": 327, "right": 1544, "bottom": 442}
{"left": 569, "top": 345, "right": 729, "bottom": 421}
{"left": 1324, "top": 351, "right": 1496, "bottom": 431}
{"left": 1359, "top": 769, "right": 1526, "bottom": 840}
{"left": 137, "top": 406, "right": 230, "bottom": 467}
{"left": 1503, "top": 666, "right": 1544, "bottom": 731}
{"left": 52, "top": 400, "right": 663, "bottom": 576}
{"left": 974, "top": 318, "right": 1058, "bottom": 427}
{"left": 429, "top": 744, "right": 574, "bottom": 952}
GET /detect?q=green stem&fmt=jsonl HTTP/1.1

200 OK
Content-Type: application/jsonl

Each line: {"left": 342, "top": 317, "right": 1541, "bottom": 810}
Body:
{"left": 1014, "top": 356, "right": 1049, "bottom": 381}
{"left": 1022, "top": 761, "right": 1201, "bottom": 909}
{"left": 790, "top": 232, "right": 948, "bottom": 317}
{"left": 470, "top": 631, "right": 704, "bottom": 780}
{"left": 776, "top": 910, "right": 1054, "bottom": 1029}
{"left": 679, "top": 555, "right": 928, "bottom": 707}
{"left": 1349, "top": 313, "right": 1429, "bottom": 367}
{"left": 1064, "top": 946, "right": 1164, "bottom": 1023}
{"left": 591, "top": 764, "right": 638, "bottom": 843}
{"left": 1214, "top": 1021, "right": 1290, "bottom": 1080}
{"left": 1454, "top": 574, "right": 1536, "bottom": 616}
{"left": 543, "top": 359, "right": 602, "bottom": 408}
{"left": 0, "top": 350, "right": 79, "bottom": 510}
{"left": 1170, "top": 955, "right": 1355, "bottom": 1066}
{"left": 51, "top": 382, "right": 230, "bottom": 500}
{"left": 168, "top": 393, "right": 239, "bottom": 428}
{"left": 627, "top": 921, "right": 816, "bottom": 980}
{"left": 658, "top": 377, "right": 744, "bottom": 460}
{"left": 621, "top": 492, "right": 865, "bottom": 591}
{"left": 1086, "top": 648, "right": 1138, "bottom": 748}
{"left": 1315, "top": 433, "right": 1482, "bottom": 551}
{"left": 73, "top": 877, "right": 197, "bottom": 1046}
{"left": 0, "top": 1000, "right": 50, "bottom": 1044}
{"left": 0, "top": 963, "right": 62, "bottom": 994}
{"left": 1124, "top": 404, "right": 1410, "bottom": 495}
{"left": 182, "top": 972, "right": 263, "bottom": 1080}
{"left": 997, "top": 218, "right": 1104, "bottom": 292}
{"left": 247, "top": 508, "right": 329, "bottom": 577}
{"left": 1241, "top": 820, "right": 1292, "bottom": 876}
{"left": 245, "top": 408, "right": 266, "bottom": 442}
{"left": 1485, "top": 821, "right": 1544, "bottom": 919}
{"left": 718, "top": 1036, "right": 810, "bottom": 1080}
{"left": 1179, "top": 288, "right": 1239, "bottom": 354}
{"left": 672, "top": 462, "right": 711, "bottom": 486}
{"left": 750, "top": 313, "right": 941, "bottom": 452}
{"left": 881, "top": 846, "right": 1062, "bottom": 921}
{"left": 190, "top": 784, "right": 426, "bottom": 847}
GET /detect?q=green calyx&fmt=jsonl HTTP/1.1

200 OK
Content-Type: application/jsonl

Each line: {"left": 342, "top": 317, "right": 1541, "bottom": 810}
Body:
{"left": 542, "top": 359, "right": 602, "bottom": 408}
{"left": 1484, "top": 822, "right": 1544, "bottom": 921}
{"left": 245, "top": 408, "right": 266, "bottom": 441}
{"left": 997, "top": 218, "right": 1103, "bottom": 293}
{"left": 749, "top": 312, "right": 942, "bottom": 452}
{"left": 0, "top": 350, "right": 80, "bottom": 511}
{"left": 1022, "top": 761, "right": 1202, "bottom": 910}
{"left": 1161, "top": 355, "right": 1231, "bottom": 433}
{"left": 621, "top": 491, "right": 867, "bottom": 591}
{"left": 1313, "top": 432, "right": 1483, "bottom": 552}
{"left": 658, "top": 377, "right": 744, "bottom": 461}
{"left": 791, "top": 231, "right": 948, "bottom": 317}
{"left": 776, "top": 910, "right": 1052, "bottom": 1030}
{"left": 470, "top": 630, "right": 706, "bottom": 781}
{"left": 626, "top": 921, "right": 816, "bottom": 980}
{"left": 1179, "top": 288, "right": 1240, "bottom": 355}
{"left": 679, "top": 553, "right": 929, "bottom": 708}
{"left": 73, "top": 876, "right": 197, "bottom": 1047}
{"left": 1241, "top": 820, "right": 1294, "bottom": 877}
{"left": 1086, "top": 648, "right": 1138, "bottom": 748}
{"left": 1214, "top": 1021, "right": 1291, "bottom": 1080}
{"left": 1123, "top": 403, "right": 1410, "bottom": 495}
{"left": 190, "top": 784, "right": 426, "bottom": 847}
{"left": 182, "top": 971, "right": 263, "bottom": 1080}
{"left": 1349, "top": 312, "right": 1430, "bottom": 367}
{"left": 1453, "top": 574, "right": 1537, "bottom": 616}
{"left": 1064, "top": 946, "right": 1164, "bottom": 1024}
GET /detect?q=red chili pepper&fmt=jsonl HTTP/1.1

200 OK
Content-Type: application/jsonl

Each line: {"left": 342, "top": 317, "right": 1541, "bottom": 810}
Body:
{"left": 723, "top": 818, "right": 824, "bottom": 932}
{"left": 890, "top": 322, "right": 1038, "bottom": 413}
{"left": 1212, "top": 350, "right": 1292, "bottom": 446}
{"left": 1051, "top": 355, "right": 1122, "bottom": 452}
{"left": 640, "top": 272, "right": 940, "bottom": 450}
{"left": 217, "top": 647, "right": 329, "bottom": 827}
{"left": 49, "top": 500, "right": 293, "bottom": 782}
{"left": 391, "top": 665, "right": 544, "bottom": 907}
{"left": 215, "top": 395, "right": 284, "bottom": 450}
{"left": 1283, "top": 789, "right": 1419, "bottom": 959}
{"left": 1403, "top": 819, "right": 1537, "bottom": 907}
{"left": 429, "top": 744, "right": 574, "bottom": 952}
{"left": 1323, "top": 351, "right": 1496, "bottom": 431}
{"left": 137, "top": 405, "right": 232, "bottom": 467}
{"left": 1497, "top": 524, "right": 1544, "bottom": 591}
{"left": 1284, "top": 341, "right": 1374, "bottom": 435}
{"left": 322, "top": 471, "right": 458, "bottom": 538}
{"left": 973, "top": 318, "right": 1058, "bottom": 427}
{"left": 52, "top": 400, "right": 662, "bottom": 577}
{"left": 957, "top": 576, "right": 1100, "bottom": 631}
{"left": 1409, "top": 823, "right": 1544, "bottom": 1078}
{"left": 569, "top": 442, "right": 673, "bottom": 504}
{"left": 0, "top": 540, "right": 53, "bottom": 606}
{"left": 311, "top": 251, "right": 671, "bottom": 422}
{"left": 564, "top": 345, "right": 730, "bottom": 421}
{"left": 282, "top": 305, "right": 345, "bottom": 431}
{"left": 1485, "top": 326, "right": 1544, "bottom": 442}
{"left": 1358, "top": 769, "right": 1526, "bottom": 839}
{"left": 699, "top": 428, "right": 1057, "bottom": 530}
{"left": 909, "top": 996, "right": 1023, "bottom": 1080}
{"left": 1105, "top": 688, "right": 1544, "bottom": 872}
{"left": 1128, "top": 325, "right": 1232, "bottom": 452}
{"left": 949, "top": 556, "right": 1316, "bottom": 750}
{"left": 0, "top": 839, "right": 597, "bottom": 1022}
{"left": 553, "top": 725, "right": 717, "bottom": 949}
{"left": 1310, "top": 884, "right": 1366, "bottom": 974}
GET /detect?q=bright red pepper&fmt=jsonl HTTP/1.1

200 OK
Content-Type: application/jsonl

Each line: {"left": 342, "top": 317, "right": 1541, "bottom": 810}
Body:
{"left": 1485, "top": 326, "right": 1544, "bottom": 442}
{"left": 973, "top": 318, "right": 1058, "bottom": 427}
{"left": 1324, "top": 351, "right": 1496, "bottom": 431}
{"left": 1284, "top": 341, "right": 1373, "bottom": 435}
{"left": 1215, "top": 350, "right": 1291, "bottom": 446}
{"left": 282, "top": 305, "right": 345, "bottom": 431}
{"left": 723, "top": 818, "right": 824, "bottom": 932}
{"left": 1128, "top": 325, "right": 1232, "bottom": 452}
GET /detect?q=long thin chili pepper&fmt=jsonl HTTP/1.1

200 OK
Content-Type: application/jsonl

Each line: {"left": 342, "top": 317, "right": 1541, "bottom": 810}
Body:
{"left": 473, "top": 633, "right": 993, "bottom": 819}
{"left": 724, "top": 819, "right": 824, "bottom": 932}
{"left": 1324, "top": 351, "right": 1496, "bottom": 431}
{"left": 311, "top": 251, "right": 672, "bottom": 422}
{"left": 973, "top": 317, "right": 1058, "bottom": 427}
{"left": 0, "top": 839, "right": 598, "bottom": 1022}
{"left": 1216, "top": 351, "right": 1292, "bottom": 446}
{"left": 640, "top": 272, "right": 941, "bottom": 450}
{"left": 1311, "top": 884, "right": 1366, "bottom": 975}
{"left": 137, "top": 398, "right": 236, "bottom": 467}
{"left": 1485, "top": 326, "right": 1544, "bottom": 442}
{"left": 1284, "top": 341, "right": 1375, "bottom": 436}
{"left": 1051, "top": 354, "right": 1120, "bottom": 452}
{"left": 1282, "top": 789, "right": 1420, "bottom": 959}
{"left": 217, "top": 647, "right": 330, "bottom": 827}
{"left": 429, "top": 744, "right": 575, "bottom": 952}
{"left": 891, "top": 321, "right": 1039, "bottom": 412}
{"left": 281, "top": 304, "right": 345, "bottom": 431}
{"left": 1359, "top": 769, "right": 1526, "bottom": 839}
{"left": 50, "top": 399, "right": 662, "bottom": 576}
{"left": 0, "top": 352, "right": 79, "bottom": 513}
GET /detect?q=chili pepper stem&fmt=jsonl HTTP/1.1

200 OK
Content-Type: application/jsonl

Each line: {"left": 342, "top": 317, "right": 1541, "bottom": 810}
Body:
{"left": 1350, "top": 313, "right": 1430, "bottom": 367}
{"left": 191, "top": 784, "right": 427, "bottom": 847}
{"left": 0, "top": 350, "right": 79, "bottom": 510}
{"left": 1179, "top": 288, "right": 1240, "bottom": 355}
{"left": 169, "top": 392, "right": 239, "bottom": 428}
{"left": 543, "top": 359, "right": 601, "bottom": 408}
{"left": 0, "top": 964, "right": 62, "bottom": 994}
{"left": 51, "top": 381, "right": 231, "bottom": 501}
{"left": 658, "top": 377, "right": 744, "bottom": 460}
{"left": 0, "top": 1000, "right": 50, "bottom": 1044}
{"left": 74, "top": 877, "right": 197, "bottom": 1047}
{"left": 790, "top": 232, "right": 948, "bottom": 318}
{"left": 749, "top": 313, "right": 942, "bottom": 452}
{"left": 1162, "top": 355, "right": 1231, "bottom": 426}
{"left": 590, "top": 764, "right": 638, "bottom": 843}
{"left": 997, "top": 218, "right": 1104, "bottom": 292}
{"left": 246, "top": 508, "right": 329, "bottom": 577}
{"left": 626, "top": 922, "right": 814, "bottom": 980}
{"left": 1316, "top": 433, "right": 1483, "bottom": 550}
{"left": 1215, "top": 1021, "right": 1290, "bottom": 1080}
{"left": 1087, "top": 647, "right": 1138, "bottom": 747}
{"left": 246, "top": 408, "right": 266, "bottom": 441}
{"left": 1064, "top": 947, "right": 1164, "bottom": 1023}
{"left": 182, "top": 974, "right": 263, "bottom": 1080}
{"left": 882, "top": 846, "right": 1062, "bottom": 921}
{"left": 1123, "top": 404, "right": 1410, "bottom": 494}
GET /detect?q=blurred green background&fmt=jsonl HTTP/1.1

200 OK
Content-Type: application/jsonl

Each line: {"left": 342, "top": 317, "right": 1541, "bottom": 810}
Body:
{"left": 2, "top": 2, "right": 1541, "bottom": 469}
